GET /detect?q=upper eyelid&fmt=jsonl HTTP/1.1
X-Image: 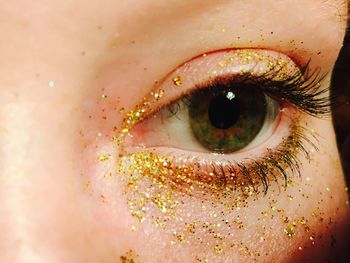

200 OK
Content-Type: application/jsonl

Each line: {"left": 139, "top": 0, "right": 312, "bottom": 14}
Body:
{"left": 140, "top": 49, "right": 328, "bottom": 118}
{"left": 116, "top": 49, "right": 328, "bottom": 147}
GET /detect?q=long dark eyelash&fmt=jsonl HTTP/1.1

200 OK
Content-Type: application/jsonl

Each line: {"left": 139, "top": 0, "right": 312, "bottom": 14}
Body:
{"left": 167, "top": 62, "right": 330, "bottom": 118}
{"left": 170, "top": 124, "right": 317, "bottom": 197}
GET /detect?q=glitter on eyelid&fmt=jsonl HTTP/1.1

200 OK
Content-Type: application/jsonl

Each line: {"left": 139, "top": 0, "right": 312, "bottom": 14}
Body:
{"left": 173, "top": 76, "right": 183, "bottom": 86}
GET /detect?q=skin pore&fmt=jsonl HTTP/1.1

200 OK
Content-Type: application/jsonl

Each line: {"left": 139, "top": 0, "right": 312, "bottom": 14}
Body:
{"left": 0, "top": 0, "right": 349, "bottom": 262}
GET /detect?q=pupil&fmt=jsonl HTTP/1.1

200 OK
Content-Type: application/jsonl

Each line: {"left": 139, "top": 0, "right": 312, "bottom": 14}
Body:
{"left": 208, "top": 92, "right": 240, "bottom": 129}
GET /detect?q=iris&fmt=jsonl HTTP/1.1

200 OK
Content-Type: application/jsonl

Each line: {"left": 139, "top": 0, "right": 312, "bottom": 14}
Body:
{"left": 189, "top": 84, "right": 269, "bottom": 153}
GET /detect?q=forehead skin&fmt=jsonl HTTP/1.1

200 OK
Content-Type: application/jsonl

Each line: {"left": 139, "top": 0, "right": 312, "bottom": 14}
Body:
{"left": 0, "top": 0, "right": 348, "bottom": 262}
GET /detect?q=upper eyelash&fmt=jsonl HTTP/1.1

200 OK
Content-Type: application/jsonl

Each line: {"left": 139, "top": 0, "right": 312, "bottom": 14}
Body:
{"left": 166, "top": 62, "right": 330, "bottom": 118}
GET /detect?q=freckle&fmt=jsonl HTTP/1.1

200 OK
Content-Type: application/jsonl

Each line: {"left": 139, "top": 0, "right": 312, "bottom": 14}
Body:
{"left": 81, "top": 51, "right": 86, "bottom": 56}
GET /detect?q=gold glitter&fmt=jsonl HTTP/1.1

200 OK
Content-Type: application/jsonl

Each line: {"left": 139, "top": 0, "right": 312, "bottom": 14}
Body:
{"left": 97, "top": 153, "right": 111, "bottom": 162}
{"left": 173, "top": 76, "right": 182, "bottom": 86}
{"left": 218, "top": 61, "right": 227, "bottom": 68}
{"left": 214, "top": 244, "right": 224, "bottom": 254}
{"left": 101, "top": 94, "right": 108, "bottom": 99}
{"left": 284, "top": 225, "right": 295, "bottom": 238}
{"left": 119, "top": 250, "right": 139, "bottom": 263}
{"left": 287, "top": 195, "right": 294, "bottom": 200}
{"left": 98, "top": 153, "right": 111, "bottom": 162}
{"left": 84, "top": 181, "right": 91, "bottom": 189}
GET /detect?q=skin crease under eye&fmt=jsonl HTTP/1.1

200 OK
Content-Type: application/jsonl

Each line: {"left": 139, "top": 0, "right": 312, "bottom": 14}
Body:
{"left": 0, "top": 0, "right": 349, "bottom": 263}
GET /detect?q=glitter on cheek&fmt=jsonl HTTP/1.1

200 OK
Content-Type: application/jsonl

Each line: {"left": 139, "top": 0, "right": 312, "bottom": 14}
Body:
{"left": 119, "top": 250, "right": 140, "bottom": 263}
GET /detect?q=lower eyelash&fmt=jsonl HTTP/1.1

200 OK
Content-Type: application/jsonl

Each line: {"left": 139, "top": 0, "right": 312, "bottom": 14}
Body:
{"left": 118, "top": 119, "right": 317, "bottom": 200}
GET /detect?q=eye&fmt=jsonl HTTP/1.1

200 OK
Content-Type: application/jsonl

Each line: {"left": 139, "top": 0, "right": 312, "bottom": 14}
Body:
{"left": 136, "top": 81, "right": 280, "bottom": 154}
{"left": 117, "top": 49, "right": 328, "bottom": 197}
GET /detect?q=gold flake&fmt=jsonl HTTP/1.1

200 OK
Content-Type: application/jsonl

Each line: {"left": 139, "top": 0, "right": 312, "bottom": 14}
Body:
{"left": 173, "top": 76, "right": 182, "bottom": 86}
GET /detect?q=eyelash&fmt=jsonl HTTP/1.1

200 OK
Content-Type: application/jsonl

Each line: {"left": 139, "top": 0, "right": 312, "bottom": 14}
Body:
{"left": 117, "top": 55, "right": 327, "bottom": 200}
{"left": 167, "top": 62, "right": 329, "bottom": 118}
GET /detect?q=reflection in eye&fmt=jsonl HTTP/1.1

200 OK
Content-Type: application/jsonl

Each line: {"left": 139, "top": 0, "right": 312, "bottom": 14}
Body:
{"left": 117, "top": 49, "right": 329, "bottom": 222}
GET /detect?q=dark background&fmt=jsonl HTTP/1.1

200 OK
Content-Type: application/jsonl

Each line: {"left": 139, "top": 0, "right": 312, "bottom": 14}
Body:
{"left": 332, "top": 29, "right": 350, "bottom": 187}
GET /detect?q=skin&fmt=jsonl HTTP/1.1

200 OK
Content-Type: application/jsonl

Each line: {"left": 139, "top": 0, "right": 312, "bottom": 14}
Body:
{"left": 0, "top": 0, "right": 349, "bottom": 262}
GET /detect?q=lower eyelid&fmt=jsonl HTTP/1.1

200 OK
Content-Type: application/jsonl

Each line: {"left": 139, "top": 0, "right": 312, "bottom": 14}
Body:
{"left": 119, "top": 111, "right": 311, "bottom": 197}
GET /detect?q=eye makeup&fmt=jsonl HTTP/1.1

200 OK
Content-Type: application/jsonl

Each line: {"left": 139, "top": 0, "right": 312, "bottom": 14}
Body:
{"left": 114, "top": 48, "right": 329, "bottom": 259}
{"left": 117, "top": 49, "right": 325, "bottom": 195}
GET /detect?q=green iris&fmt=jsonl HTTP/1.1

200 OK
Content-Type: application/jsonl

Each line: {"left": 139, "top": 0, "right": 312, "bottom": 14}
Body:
{"left": 189, "top": 85, "right": 267, "bottom": 153}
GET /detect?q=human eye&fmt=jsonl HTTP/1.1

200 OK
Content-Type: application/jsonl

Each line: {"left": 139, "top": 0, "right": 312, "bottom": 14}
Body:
{"left": 117, "top": 49, "right": 327, "bottom": 196}
{"left": 114, "top": 48, "right": 332, "bottom": 260}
